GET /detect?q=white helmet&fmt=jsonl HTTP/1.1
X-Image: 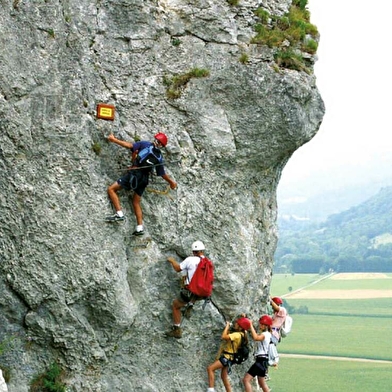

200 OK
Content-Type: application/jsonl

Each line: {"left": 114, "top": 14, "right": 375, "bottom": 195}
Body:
{"left": 191, "top": 241, "right": 205, "bottom": 251}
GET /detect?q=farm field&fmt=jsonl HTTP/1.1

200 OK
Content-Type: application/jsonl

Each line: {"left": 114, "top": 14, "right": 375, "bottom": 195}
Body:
{"left": 266, "top": 356, "right": 392, "bottom": 392}
{"left": 284, "top": 297, "right": 392, "bottom": 316}
{"left": 269, "top": 273, "right": 321, "bottom": 296}
{"left": 267, "top": 273, "right": 392, "bottom": 391}
{"left": 284, "top": 272, "right": 392, "bottom": 299}
{"left": 276, "top": 314, "right": 392, "bottom": 360}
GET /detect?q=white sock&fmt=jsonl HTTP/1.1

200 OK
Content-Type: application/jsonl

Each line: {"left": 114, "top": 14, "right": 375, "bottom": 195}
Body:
{"left": 207, "top": 388, "right": 215, "bottom": 392}
{"left": 136, "top": 225, "right": 143, "bottom": 232}
{"left": 116, "top": 211, "right": 124, "bottom": 217}
{"left": 174, "top": 323, "right": 181, "bottom": 327}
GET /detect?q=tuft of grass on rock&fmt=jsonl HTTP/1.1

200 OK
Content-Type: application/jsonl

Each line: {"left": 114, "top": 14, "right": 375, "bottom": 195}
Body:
{"left": 30, "top": 362, "right": 67, "bottom": 392}
{"left": 164, "top": 68, "right": 210, "bottom": 99}
{"left": 92, "top": 142, "right": 102, "bottom": 156}
{"left": 274, "top": 49, "right": 310, "bottom": 74}
{"left": 171, "top": 38, "right": 181, "bottom": 46}
{"left": 239, "top": 53, "right": 249, "bottom": 64}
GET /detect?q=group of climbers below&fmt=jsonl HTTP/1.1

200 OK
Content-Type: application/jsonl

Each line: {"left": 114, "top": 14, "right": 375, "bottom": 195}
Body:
{"left": 206, "top": 314, "right": 277, "bottom": 392}
{"left": 207, "top": 299, "right": 287, "bottom": 392}
{"left": 164, "top": 240, "right": 288, "bottom": 392}
{"left": 105, "top": 132, "right": 177, "bottom": 235}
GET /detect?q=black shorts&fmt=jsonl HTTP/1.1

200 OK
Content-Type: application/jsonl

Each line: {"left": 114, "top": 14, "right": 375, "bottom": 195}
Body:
{"left": 117, "top": 170, "right": 149, "bottom": 196}
{"left": 178, "top": 288, "right": 205, "bottom": 303}
{"left": 219, "top": 355, "right": 233, "bottom": 367}
{"left": 247, "top": 358, "right": 268, "bottom": 378}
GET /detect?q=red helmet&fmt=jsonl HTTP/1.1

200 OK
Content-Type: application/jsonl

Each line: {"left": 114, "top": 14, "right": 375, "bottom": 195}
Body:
{"left": 154, "top": 132, "right": 168, "bottom": 147}
{"left": 272, "top": 297, "right": 283, "bottom": 305}
{"left": 236, "top": 317, "right": 251, "bottom": 331}
{"left": 259, "top": 315, "right": 273, "bottom": 326}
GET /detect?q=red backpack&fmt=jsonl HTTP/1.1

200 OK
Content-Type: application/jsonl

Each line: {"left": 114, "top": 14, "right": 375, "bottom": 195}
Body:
{"left": 187, "top": 256, "right": 214, "bottom": 297}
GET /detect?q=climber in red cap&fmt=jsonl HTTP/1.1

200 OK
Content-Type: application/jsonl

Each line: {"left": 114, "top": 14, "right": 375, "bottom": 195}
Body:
{"left": 243, "top": 315, "right": 273, "bottom": 392}
{"left": 105, "top": 132, "right": 177, "bottom": 235}
{"left": 270, "top": 296, "right": 287, "bottom": 343}
{"left": 206, "top": 316, "right": 251, "bottom": 392}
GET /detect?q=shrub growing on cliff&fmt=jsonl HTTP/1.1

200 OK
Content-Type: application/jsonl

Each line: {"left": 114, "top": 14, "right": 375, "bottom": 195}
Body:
{"left": 302, "top": 38, "right": 318, "bottom": 54}
{"left": 292, "top": 0, "right": 308, "bottom": 10}
{"left": 30, "top": 362, "right": 66, "bottom": 392}
{"left": 274, "top": 49, "right": 310, "bottom": 74}
{"left": 164, "top": 68, "right": 210, "bottom": 99}
{"left": 252, "top": 0, "right": 318, "bottom": 72}
{"left": 254, "top": 8, "right": 270, "bottom": 24}
{"left": 0, "top": 335, "right": 15, "bottom": 356}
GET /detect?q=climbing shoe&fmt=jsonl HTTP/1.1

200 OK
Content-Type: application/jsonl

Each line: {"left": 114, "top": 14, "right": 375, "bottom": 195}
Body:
{"left": 184, "top": 304, "right": 193, "bottom": 319}
{"left": 132, "top": 229, "right": 144, "bottom": 236}
{"left": 105, "top": 214, "right": 125, "bottom": 222}
{"left": 165, "top": 326, "right": 182, "bottom": 339}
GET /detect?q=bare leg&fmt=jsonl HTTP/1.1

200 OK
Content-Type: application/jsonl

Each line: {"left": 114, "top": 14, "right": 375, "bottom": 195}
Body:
{"left": 221, "top": 365, "right": 232, "bottom": 392}
{"left": 258, "top": 375, "right": 270, "bottom": 392}
{"left": 172, "top": 298, "right": 186, "bottom": 325}
{"left": 107, "top": 182, "right": 122, "bottom": 212}
{"left": 243, "top": 373, "right": 254, "bottom": 392}
{"left": 207, "top": 360, "right": 224, "bottom": 389}
{"left": 132, "top": 193, "right": 143, "bottom": 225}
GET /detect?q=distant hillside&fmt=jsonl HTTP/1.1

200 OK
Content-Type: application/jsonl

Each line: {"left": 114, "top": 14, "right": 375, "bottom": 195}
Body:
{"left": 278, "top": 159, "right": 392, "bottom": 221}
{"left": 275, "top": 186, "right": 392, "bottom": 273}
{"left": 278, "top": 183, "right": 386, "bottom": 221}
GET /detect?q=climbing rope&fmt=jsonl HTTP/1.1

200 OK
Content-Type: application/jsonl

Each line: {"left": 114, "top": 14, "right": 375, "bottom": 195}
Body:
{"left": 146, "top": 185, "right": 174, "bottom": 201}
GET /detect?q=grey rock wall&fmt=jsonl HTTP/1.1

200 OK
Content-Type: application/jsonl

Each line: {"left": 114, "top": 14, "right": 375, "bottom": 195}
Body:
{"left": 0, "top": 0, "right": 324, "bottom": 391}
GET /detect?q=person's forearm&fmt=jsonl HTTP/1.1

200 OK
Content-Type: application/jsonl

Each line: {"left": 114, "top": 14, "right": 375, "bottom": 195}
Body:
{"left": 221, "top": 322, "right": 231, "bottom": 339}
{"left": 250, "top": 325, "right": 257, "bottom": 340}
{"left": 108, "top": 134, "right": 133, "bottom": 149}
{"left": 114, "top": 138, "right": 133, "bottom": 149}
{"left": 167, "top": 257, "right": 181, "bottom": 272}
{"left": 162, "top": 174, "right": 177, "bottom": 189}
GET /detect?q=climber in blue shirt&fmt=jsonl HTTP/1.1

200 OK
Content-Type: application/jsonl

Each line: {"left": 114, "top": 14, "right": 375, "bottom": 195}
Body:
{"left": 105, "top": 132, "right": 177, "bottom": 235}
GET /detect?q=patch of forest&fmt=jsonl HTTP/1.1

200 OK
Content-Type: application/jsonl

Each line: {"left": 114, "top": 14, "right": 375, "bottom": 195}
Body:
{"left": 275, "top": 187, "right": 392, "bottom": 273}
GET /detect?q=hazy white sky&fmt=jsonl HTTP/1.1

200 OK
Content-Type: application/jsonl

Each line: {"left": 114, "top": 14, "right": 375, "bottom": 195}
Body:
{"left": 279, "top": 0, "right": 392, "bottom": 189}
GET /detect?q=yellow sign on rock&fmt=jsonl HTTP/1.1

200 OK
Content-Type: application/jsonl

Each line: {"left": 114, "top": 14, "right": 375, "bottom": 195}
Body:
{"left": 96, "top": 103, "right": 115, "bottom": 121}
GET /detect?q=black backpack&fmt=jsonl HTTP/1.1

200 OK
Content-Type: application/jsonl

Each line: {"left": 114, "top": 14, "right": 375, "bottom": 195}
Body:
{"left": 135, "top": 145, "right": 163, "bottom": 169}
{"left": 231, "top": 333, "right": 250, "bottom": 365}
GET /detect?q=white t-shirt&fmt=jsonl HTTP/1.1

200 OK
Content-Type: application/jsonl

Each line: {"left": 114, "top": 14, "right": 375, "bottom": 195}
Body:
{"left": 180, "top": 256, "right": 201, "bottom": 285}
{"left": 0, "top": 369, "right": 8, "bottom": 392}
{"left": 254, "top": 331, "right": 272, "bottom": 357}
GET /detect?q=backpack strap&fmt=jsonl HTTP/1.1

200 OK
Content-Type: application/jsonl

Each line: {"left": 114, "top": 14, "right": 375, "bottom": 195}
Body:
{"left": 185, "top": 256, "right": 202, "bottom": 288}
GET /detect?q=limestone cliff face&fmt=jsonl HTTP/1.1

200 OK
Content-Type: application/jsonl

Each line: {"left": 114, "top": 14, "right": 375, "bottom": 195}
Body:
{"left": 0, "top": 0, "right": 324, "bottom": 391}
